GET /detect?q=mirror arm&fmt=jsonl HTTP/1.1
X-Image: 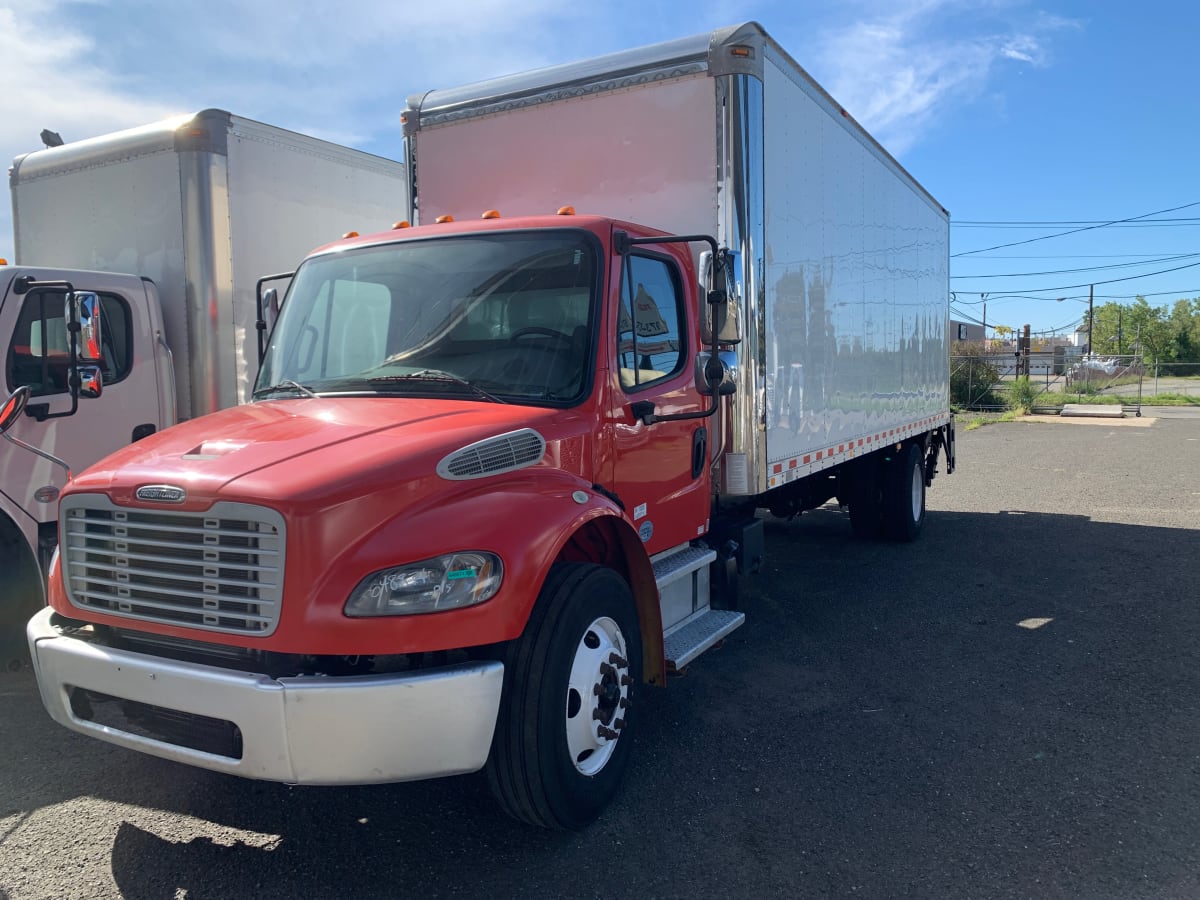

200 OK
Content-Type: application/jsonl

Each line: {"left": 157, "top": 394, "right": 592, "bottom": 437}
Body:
{"left": 2, "top": 431, "right": 72, "bottom": 481}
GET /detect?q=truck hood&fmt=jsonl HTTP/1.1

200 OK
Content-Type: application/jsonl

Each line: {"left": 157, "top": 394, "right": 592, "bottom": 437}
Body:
{"left": 68, "top": 398, "right": 572, "bottom": 510}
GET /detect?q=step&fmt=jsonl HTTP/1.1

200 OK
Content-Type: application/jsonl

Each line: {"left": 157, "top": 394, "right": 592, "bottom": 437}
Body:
{"left": 652, "top": 544, "right": 717, "bottom": 590}
{"left": 664, "top": 608, "right": 745, "bottom": 672}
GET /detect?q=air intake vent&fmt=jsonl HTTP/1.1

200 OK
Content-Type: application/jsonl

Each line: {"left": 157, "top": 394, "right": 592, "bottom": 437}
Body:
{"left": 437, "top": 429, "right": 546, "bottom": 480}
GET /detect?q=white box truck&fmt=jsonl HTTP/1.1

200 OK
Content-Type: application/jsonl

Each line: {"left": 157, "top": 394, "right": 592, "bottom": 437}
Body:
{"left": 0, "top": 110, "right": 408, "bottom": 666}
{"left": 11, "top": 24, "right": 954, "bottom": 828}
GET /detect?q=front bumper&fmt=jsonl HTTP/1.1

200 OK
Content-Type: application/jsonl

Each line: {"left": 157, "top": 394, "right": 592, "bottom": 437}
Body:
{"left": 27, "top": 607, "right": 504, "bottom": 785}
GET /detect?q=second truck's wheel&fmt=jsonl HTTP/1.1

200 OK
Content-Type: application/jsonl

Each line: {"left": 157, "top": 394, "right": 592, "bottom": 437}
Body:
{"left": 883, "top": 442, "right": 926, "bottom": 542}
{"left": 487, "top": 563, "right": 642, "bottom": 830}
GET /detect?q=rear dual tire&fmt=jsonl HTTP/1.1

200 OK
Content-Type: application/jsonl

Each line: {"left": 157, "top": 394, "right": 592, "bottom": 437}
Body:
{"left": 847, "top": 443, "right": 926, "bottom": 542}
{"left": 883, "top": 443, "right": 926, "bottom": 542}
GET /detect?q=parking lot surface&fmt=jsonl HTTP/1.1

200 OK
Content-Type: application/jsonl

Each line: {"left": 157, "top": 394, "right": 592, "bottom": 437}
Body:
{"left": 1, "top": 414, "right": 1198, "bottom": 899}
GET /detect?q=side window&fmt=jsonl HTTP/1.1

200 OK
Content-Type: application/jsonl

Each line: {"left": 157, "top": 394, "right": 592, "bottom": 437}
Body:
{"left": 617, "top": 255, "right": 685, "bottom": 391}
{"left": 7, "top": 290, "right": 132, "bottom": 397}
{"left": 286, "top": 278, "right": 392, "bottom": 381}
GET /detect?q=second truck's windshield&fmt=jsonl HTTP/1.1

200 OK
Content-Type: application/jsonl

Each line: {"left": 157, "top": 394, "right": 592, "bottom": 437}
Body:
{"left": 257, "top": 230, "right": 599, "bottom": 405}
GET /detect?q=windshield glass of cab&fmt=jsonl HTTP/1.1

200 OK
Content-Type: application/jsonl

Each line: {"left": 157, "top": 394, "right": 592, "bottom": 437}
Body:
{"left": 257, "top": 231, "right": 598, "bottom": 405}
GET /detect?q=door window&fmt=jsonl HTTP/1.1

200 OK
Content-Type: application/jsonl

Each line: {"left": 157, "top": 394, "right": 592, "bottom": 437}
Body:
{"left": 7, "top": 290, "right": 131, "bottom": 396}
{"left": 617, "top": 255, "right": 685, "bottom": 392}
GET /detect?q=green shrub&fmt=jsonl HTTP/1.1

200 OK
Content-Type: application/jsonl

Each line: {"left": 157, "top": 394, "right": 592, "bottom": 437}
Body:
{"left": 1007, "top": 376, "right": 1038, "bottom": 414}
{"left": 951, "top": 345, "right": 1002, "bottom": 409}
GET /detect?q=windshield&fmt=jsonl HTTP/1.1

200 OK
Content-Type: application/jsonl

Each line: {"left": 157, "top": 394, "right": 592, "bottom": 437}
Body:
{"left": 257, "top": 231, "right": 598, "bottom": 405}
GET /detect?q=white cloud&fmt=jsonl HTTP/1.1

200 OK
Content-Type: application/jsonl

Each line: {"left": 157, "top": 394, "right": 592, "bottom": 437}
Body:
{"left": 812, "top": 1, "right": 1079, "bottom": 155}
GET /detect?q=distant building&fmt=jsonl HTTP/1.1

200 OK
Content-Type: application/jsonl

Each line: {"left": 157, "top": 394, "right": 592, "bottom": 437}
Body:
{"left": 1070, "top": 322, "right": 1090, "bottom": 351}
{"left": 951, "top": 319, "right": 984, "bottom": 343}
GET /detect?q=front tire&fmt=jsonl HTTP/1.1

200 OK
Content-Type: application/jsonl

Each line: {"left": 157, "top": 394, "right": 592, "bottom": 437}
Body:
{"left": 487, "top": 563, "right": 642, "bottom": 830}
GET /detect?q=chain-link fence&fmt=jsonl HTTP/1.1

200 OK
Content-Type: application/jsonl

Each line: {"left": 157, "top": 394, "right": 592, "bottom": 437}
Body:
{"left": 950, "top": 351, "right": 1159, "bottom": 414}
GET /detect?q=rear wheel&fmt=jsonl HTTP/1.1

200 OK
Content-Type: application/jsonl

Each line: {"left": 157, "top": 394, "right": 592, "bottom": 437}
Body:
{"left": 846, "top": 460, "right": 884, "bottom": 540}
{"left": 487, "top": 563, "right": 642, "bottom": 830}
{"left": 883, "top": 443, "right": 926, "bottom": 542}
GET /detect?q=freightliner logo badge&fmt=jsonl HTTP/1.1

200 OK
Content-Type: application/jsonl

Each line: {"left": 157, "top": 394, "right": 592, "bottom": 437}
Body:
{"left": 136, "top": 484, "right": 187, "bottom": 503}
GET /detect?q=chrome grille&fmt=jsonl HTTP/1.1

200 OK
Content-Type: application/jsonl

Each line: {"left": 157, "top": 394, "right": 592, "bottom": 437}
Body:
{"left": 62, "top": 496, "right": 285, "bottom": 636}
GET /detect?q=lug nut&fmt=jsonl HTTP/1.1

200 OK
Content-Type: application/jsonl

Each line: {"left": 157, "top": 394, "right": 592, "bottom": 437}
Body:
{"left": 608, "top": 653, "right": 628, "bottom": 667}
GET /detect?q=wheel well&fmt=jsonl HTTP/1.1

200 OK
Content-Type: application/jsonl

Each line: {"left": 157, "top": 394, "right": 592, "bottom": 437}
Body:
{"left": 555, "top": 517, "right": 665, "bottom": 687}
{"left": 0, "top": 513, "right": 44, "bottom": 669}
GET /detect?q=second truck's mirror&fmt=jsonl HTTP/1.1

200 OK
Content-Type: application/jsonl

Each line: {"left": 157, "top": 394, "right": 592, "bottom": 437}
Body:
{"left": 74, "top": 365, "right": 104, "bottom": 400}
{"left": 0, "top": 386, "right": 31, "bottom": 434}
{"left": 69, "top": 291, "right": 104, "bottom": 363}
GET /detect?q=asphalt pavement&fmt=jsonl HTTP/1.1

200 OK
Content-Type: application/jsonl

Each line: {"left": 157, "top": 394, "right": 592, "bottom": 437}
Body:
{"left": 1, "top": 414, "right": 1198, "bottom": 899}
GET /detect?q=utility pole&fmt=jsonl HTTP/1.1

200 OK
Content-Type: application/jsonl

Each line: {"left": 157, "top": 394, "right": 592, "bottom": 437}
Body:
{"left": 1087, "top": 284, "right": 1094, "bottom": 356}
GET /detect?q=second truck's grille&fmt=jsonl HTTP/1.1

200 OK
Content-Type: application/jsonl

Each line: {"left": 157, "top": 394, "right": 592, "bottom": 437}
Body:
{"left": 62, "top": 497, "right": 285, "bottom": 637}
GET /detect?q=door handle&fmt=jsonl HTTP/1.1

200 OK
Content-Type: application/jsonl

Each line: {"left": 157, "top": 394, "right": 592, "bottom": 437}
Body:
{"left": 691, "top": 427, "right": 708, "bottom": 479}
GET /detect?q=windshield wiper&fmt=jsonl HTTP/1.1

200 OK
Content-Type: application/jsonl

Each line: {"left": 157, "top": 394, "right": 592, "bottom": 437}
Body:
{"left": 369, "top": 369, "right": 507, "bottom": 404}
{"left": 252, "top": 379, "right": 319, "bottom": 399}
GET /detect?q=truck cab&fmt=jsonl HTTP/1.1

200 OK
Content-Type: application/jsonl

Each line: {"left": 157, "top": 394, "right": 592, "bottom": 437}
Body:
{"left": 0, "top": 265, "right": 170, "bottom": 667}
{"left": 17, "top": 212, "right": 738, "bottom": 829}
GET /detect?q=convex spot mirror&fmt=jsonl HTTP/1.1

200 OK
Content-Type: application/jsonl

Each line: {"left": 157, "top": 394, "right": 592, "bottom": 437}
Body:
{"left": 0, "top": 386, "right": 31, "bottom": 434}
{"left": 75, "top": 365, "right": 103, "bottom": 400}
{"left": 695, "top": 350, "right": 738, "bottom": 396}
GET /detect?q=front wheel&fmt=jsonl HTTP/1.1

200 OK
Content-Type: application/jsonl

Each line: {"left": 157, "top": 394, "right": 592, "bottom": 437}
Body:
{"left": 487, "top": 563, "right": 642, "bottom": 830}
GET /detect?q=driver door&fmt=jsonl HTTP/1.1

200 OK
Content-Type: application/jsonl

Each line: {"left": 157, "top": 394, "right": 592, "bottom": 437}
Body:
{"left": 608, "top": 250, "right": 710, "bottom": 556}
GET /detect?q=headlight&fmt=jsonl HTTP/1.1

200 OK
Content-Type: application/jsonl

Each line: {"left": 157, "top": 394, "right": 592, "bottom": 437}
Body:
{"left": 344, "top": 551, "right": 503, "bottom": 617}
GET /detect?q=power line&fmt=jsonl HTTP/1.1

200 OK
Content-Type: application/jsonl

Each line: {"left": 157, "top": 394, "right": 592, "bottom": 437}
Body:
{"left": 950, "top": 252, "right": 1200, "bottom": 280}
{"left": 953, "top": 220, "right": 1200, "bottom": 229}
{"left": 950, "top": 201, "right": 1200, "bottom": 258}
{"left": 954, "top": 217, "right": 1200, "bottom": 225}
{"left": 954, "top": 259, "right": 1200, "bottom": 295}
{"left": 957, "top": 253, "right": 1189, "bottom": 260}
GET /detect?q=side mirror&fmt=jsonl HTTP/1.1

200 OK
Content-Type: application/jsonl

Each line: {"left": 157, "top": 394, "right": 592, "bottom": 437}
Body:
{"left": 69, "top": 291, "right": 104, "bottom": 363}
{"left": 695, "top": 350, "right": 738, "bottom": 397}
{"left": 0, "top": 386, "right": 31, "bottom": 434}
{"left": 699, "top": 255, "right": 742, "bottom": 345}
{"left": 263, "top": 287, "right": 280, "bottom": 332}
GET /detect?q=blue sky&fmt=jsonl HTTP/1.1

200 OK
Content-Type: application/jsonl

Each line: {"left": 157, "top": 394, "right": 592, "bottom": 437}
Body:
{"left": 2, "top": 0, "right": 1196, "bottom": 336}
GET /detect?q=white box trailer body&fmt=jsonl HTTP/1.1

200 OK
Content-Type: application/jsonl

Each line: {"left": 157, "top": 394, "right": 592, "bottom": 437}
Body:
{"left": 404, "top": 22, "right": 950, "bottom": 497}
{"left": 10, "top": 109, "right": 409, "bottom": 419}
